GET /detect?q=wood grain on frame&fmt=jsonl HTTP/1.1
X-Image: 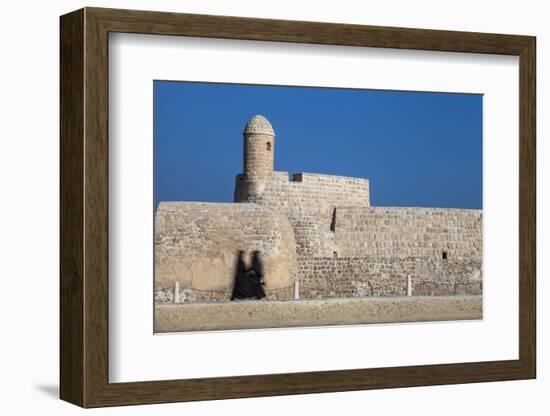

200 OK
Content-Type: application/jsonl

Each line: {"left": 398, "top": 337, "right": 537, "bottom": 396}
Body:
{"left": 60, "top": 8, "right": 85, "bottom": 406}
{"left": 60, "top": 7, "right": 536, "bottom": 408}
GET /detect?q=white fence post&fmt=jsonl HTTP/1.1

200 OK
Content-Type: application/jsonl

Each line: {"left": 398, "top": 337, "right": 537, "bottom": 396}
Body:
{"left": 174, "top": 281, "right": 180, "bottom": 303}
{"left": 294, "top": 280, "right": 300, "bottom": 300}
{"left": 406, "top": 275, "right": 412, "bottom": 297}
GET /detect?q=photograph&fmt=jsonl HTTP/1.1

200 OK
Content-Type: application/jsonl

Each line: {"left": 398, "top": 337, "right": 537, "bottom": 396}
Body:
{"left": 53, "top": 5, "right": 537, "bottom": 409}
{"left": 153, "top": 81, "right": 483, "bottom": 332}
{"left": 50, "top": 4, "right": 540, "bottom": 409}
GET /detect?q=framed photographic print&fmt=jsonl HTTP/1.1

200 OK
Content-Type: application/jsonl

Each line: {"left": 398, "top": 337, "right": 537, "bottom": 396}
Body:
{"left": 152, "top": 82, "right": 484, "bottom": 333}
{"left": 60, "top": 7, "right": 536, "bottom": 408}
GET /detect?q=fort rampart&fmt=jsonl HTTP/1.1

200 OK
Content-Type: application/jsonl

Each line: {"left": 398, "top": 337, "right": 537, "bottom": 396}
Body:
{"left": 235, "top": 171, "right": 370, "bottom": 214}
{"left": 155, "top": 115, "right": 483, "bottom": 304}
{"left": 332, "top": 206, "right": 482, "bottom": 258}
{"left": 297, "top": 256, "right": 482, "bottom": 300}
{"left": 155, "top": 202, "right": 296, "bottom": 300}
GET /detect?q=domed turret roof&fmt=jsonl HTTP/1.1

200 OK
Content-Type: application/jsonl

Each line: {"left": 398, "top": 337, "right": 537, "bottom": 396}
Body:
{"left": 243, "top": 115, "right": 275, "bottom": 136}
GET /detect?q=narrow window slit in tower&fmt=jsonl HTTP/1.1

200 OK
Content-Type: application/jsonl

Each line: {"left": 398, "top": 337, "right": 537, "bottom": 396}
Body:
{"left": 266, "top": 142, "right": 271, "bottom": 151}
{"left": 442, "top": 251, "right": 448, "bottom": 260}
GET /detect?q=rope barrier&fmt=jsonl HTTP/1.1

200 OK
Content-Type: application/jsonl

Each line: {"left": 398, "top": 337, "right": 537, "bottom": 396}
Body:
{"left": 155, "top": 283, "right": 334, "bottom": 293}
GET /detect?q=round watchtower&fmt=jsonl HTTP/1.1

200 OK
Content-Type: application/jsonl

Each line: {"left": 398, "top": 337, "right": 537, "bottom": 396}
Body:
{"left": 243, "top": 115, "right": 275, "bottom": 182}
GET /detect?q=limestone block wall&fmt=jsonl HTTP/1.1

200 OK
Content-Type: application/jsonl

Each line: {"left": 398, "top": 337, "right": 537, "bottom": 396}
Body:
{"left": 333, "top": 207, "right": 482, "bottom": 259}
{"left": 413, "top": 258, "right": 482, "bottom": 296}
{"left": 155, "top": 201, "right": 297, "bottom": 302}
{"left": 297, "top": 256, "right": 482, "bottom": 299}
{"left": 292, "top": 206, "right": 483, "bottom": 298}
{"left": 156, "top": 177, "right": 482, "bottom": 303}
{"left": 235, "top": 171, "right": 370, "bottom": 215}
{"left": 235, "top": 171, "right": 370, "bottom": 257}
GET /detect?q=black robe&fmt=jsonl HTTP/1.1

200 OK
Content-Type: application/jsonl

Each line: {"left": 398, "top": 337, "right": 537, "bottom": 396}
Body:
{"left": 231, "top": 268, "right": 266, "bottom": 300}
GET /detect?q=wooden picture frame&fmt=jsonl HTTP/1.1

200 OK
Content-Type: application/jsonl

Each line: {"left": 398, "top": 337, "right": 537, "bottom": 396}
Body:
{"left": 60, "top": 7, "right": 536, "bottom": 408}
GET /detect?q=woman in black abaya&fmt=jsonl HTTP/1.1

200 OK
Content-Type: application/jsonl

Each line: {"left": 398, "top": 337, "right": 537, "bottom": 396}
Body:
{"left": 230, "top": 250, "right": 266, "bottom": 300}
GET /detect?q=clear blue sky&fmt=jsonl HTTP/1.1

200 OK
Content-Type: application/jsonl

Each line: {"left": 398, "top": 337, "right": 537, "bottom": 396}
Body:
{"left": 154, "top": 81, "right": 482, "bottom": 209}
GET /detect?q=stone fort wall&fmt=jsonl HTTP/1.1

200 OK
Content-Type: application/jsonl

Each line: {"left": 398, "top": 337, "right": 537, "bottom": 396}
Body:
{"left": 297, "top": 256, "right": 482, "bottom": 300}
{"left": 333, "top": 206, "right": 482, "bottom": 259}
{"left": 155, "top": 115, "right": 483, "bottom": 304}
{"left": 236, "top": 173, "right": 481, "bottom": 260}
{"left": 235, "top": 171, "right": 370, "bottom": 215}
{"left": 235, "top": 171, "right": 371, "bottom": 257}
{"left": 233, "top": 173, "right": 482, "bottom": 301}
{"left": 155, "top": 202, "right": 297, "bottom": 302}
{"left": 155, "top": 193, "right": 482, "bottom": 303}
{"left": 295, "top": 207, "right": 482, "bottom": 300}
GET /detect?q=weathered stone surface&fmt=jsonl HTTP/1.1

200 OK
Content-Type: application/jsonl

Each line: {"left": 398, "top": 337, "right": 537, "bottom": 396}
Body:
{"left": 155, "top": 202, "right": 297, "bottom": 300}
{"left": 154, "top": 115, "right": 483, "bottom": 308}
{"left": 297, "top": 256, "right": 482, "bottom": 299}
{"left": 155, "top": 295, "right": 482, "bottom": 332}
{"left": 243, "top": 114, "right": 275, "bottom": 136}
{"left": 242, "top": 115, "right": 276, "bottom": 192}
{"left": 333, "top": 206, "right": 482, "bottom": 258}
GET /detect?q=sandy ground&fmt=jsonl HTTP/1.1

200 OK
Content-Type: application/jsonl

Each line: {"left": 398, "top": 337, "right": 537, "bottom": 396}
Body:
{"left": 155, "top": 295, "right": 482, "bottom": 332}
